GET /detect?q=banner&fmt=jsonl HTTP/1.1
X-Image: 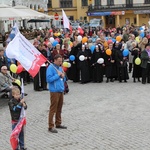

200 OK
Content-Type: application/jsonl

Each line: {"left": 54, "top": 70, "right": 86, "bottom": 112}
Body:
{"left": 62, "top": 9, "right": 72, "bottom": 33}
{"left": 6, "top": 32, "right": 47, "bottom": 77}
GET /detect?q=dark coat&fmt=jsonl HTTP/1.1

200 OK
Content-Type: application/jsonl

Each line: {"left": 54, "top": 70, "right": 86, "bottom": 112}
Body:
{"left": 141, "top": 50, "right": 150, "bottom": 69}
{"left": 91, "top": 49, "right": 104, "bottom": 82}
{"left": 77, "top": 49, "right": 90, "bottom": 83}
{"left": 8, "top": 98, "right": 27, "bottom": 121}
{"left": 131, "top": 48, "right": 142, "bottom": 78}
{"left": 67, "top": 44, "right": 81, "bottom": 82}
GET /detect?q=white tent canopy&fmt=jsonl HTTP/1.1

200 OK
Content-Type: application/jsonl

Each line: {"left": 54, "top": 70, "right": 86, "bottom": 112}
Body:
{"left": 0, "top": 4, "right": 21, "bottom": 20}
{"left": 13, "top": 5, "right": 52, "bottom": 20}
{"left": 0, "top": 4, "right": 51, "bottom": 21}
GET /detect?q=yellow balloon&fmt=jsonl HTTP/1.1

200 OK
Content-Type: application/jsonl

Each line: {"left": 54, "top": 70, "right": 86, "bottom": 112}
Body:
{"left": 135, "top": 37, "right": 140, "bottom": 43}
{"left": 135, "top": 57, "right": 141, "bottom": 65}
{"left": 15, "top": 79, "right": 21, "bottom": 86}
{"left": 63, "top": 62, "right": 68, "bottom": 68}
{"left": 10, "top": 64, "right": 17, "bottom": 73}
{"left": 54, "top": 33, "right": 58, "bottom": 37}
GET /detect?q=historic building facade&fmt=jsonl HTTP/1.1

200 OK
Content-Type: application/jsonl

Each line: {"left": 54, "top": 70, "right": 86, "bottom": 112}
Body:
{"left": 48, "top": 0, "right": 150, "bottom": 28}
{"left": 87, "top": 0, "right": 150, "bottom": 28}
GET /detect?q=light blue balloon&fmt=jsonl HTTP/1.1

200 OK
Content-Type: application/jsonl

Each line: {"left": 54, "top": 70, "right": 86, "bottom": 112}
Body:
{"left": 139, "top": 27, "right": 144, "bottom": 31}
{"left": 112, "top": 38, "right": 116, "bottom": 43}
{"left": 123, "top": 49, "right": 129, "bottom": 57}
{"left": 140, "top": 32, "right": 145, "bottom": 38}
{"left": 52, "top": 40, "right": 59, "bottom": 47}
{"left": 105, "top": 37, "right": 109, "bottom": 41}
{"left": 90, "top": 45, "right": 96, "bottom": 53}
{"left": 69, "top": 55, "right": 75, "bottom": 61}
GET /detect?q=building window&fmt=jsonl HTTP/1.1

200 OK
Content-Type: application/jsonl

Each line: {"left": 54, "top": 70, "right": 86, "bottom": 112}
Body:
{"left": 95, "top": 0, "right": 101, "bottom": 5}
{"left": 48, "top": 0, "right": 52, "bottom": 8}
{"left": 145, "top": 0, "right": 150, "bottom": 4}
{"left": 82, "top": 0, "right": 88, "bottom": 6}
{"left": 107, "top": 0, "right": 114, "bottom": 6}
{"left": 60, "top": 0, "right": 72, "bottom": 8}
{"left": 126, "top": 0, "right": 133, "bottom": 4}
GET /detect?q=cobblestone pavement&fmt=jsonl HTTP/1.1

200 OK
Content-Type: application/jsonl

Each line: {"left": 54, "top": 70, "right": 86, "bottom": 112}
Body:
{"left": 1, "top": 76, "right": 150, "bottom": 150}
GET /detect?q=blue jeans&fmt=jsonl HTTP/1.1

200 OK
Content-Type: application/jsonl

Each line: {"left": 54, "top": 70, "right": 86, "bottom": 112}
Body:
{"left": 12, "top": 123, "right": 25, "bottom": 150}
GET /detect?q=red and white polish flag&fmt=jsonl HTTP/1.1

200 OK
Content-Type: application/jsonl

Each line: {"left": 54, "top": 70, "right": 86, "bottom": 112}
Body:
{"left": 10, "top": 117, "right": 26, "bottom": 150}
{"left": 6, "top": 32, "right": 47, "bottom": 77}
{"left": 62, "top": 9, "right": 72, "bottom": 33}
{"left": 78, "top": 26, "right": 84, "bottom": 35}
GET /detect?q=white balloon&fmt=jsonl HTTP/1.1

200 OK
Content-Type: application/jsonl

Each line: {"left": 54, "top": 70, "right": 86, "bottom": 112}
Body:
{"left": 77, "top": 35, "right": 82, "bottom": 42}
{"left": 49, "top": 37, "right": 54, "bottom": 43}
{"left": 79, "top": 55, "right": 85, "bottom": 61}
{"left": 68, "top": 62, "right": 71, "bottom": 68}
{"left": 97, "top": 58, "right": 104, "bottom": 64}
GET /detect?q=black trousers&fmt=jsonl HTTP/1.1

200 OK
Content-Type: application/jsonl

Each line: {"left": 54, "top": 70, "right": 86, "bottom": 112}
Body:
{"left": 142, "top": 63, "right": 150, "bottom": 83}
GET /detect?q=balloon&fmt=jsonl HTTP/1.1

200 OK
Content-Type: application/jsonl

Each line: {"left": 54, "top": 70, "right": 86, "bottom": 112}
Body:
{"left": 63, "top": 62, "right": 68, "bottom": 68}
{"left": 55, "top": 38, "right": 60, "bottom": 43}
{"left": 70, "top": 42, "right": 73, "bottom": 47}
{"left": 135, "top": 37, "right": 140, "bottom": 43}
{"left": 77, "top": 35, "right": 82, "bottom": 42}
{"left": 62, "top": 66, "right": 68, "bottom": 72}
{"left": 79, "top": 55, "right": 85, "bottom": 61}
{"left": 82, "top": 37, "right": 88, "bottom": 43}
{"left": 49, "top": 37, "right": 54, "bottom": 43}
{"left": 90, "top": 45, "right": 95, "bottom": 53}
{"left": 97, "top": 58, "right": 104, "bottom": 64}
{"left": 140, "top": 32, "right": 145, "bottom": 38}
{"left": 10, "top": 64, "right": 17, "bottom": 73}
{"left": 105, "top": 37, "right": 109, "bottom": 41}
{"left": 139, "top": 27, "right": 144, "bottom": 31}
{"left": 103, "top": 41, "right": 108, "bottom": 48}
{"left": 49, "top": 29, "right": 53, "bottom": 32}
{"left": 16, "top": 65, "right": 23, "bottom": 74}
{"left": 9, "top": 33, "right": 15, "bottom": 39}
{"left": 57, "top": 33, "right": 61, "bottom": 36}
{"left": 123, "top": 49, "right": 129, "bottom": 56}
{"left": 135, "top": 57, "right": 141, "bottom": 65}
{"left": 112, "top": 38, "right": 116, "bottom": 43}
{"left": 67, "top": 62, "right": 71, "bottom": 68}
{"left": 107, "top": 39, "right": 113, "bottom": 44}
{"left": 52, "top": 40, "right": 59, "bottom": 47}
{"left": 106, "top": 49, "right": 112, "bottom": 56}
{"left": 116, "top": 36, "right": 122, "bottom": 42}
{"left": 69, "top": 55, "right": 75, "bottom": 61}
{"left": 54, "top": 33, "right": 58, "bottom": 37}
{"left": 15, "top": 79, "right": 21, "bottom": 86}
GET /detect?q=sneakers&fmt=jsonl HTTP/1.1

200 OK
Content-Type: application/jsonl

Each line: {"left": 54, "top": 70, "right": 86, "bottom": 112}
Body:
{"left": 56, "top": 125, "right": 67, "bottom": 129}
{"left": 48, "top": 128, "right": 58, "bottom": 133}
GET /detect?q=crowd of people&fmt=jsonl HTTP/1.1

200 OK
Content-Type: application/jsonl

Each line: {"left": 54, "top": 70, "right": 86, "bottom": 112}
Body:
{"left": 31, "top": 23, "right": 150, "bottom": 86}
{"left": 1, "top": 23, "right": 150, "bottom": 94}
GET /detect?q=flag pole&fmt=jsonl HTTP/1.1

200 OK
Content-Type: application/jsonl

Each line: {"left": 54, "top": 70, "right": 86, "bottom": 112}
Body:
{"left": 21, "top": 78, "right": 26, "bottom": 149}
